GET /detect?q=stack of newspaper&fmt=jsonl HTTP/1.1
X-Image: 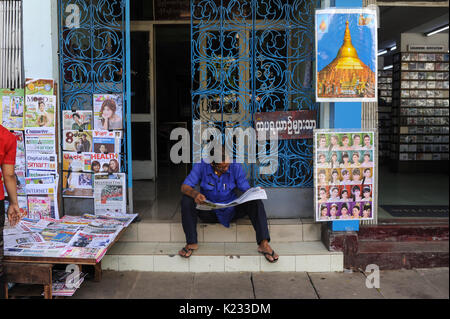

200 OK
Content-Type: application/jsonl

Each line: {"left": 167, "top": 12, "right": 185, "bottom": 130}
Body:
{"left": 3, "top": 213, "right": 137, "bottom": 260}
{"left": 50, "top": 270, "right": 88, "bottom": 297}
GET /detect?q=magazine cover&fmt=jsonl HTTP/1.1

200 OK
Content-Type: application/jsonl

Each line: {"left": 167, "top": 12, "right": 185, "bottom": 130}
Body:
{"left": 94, "top": 173, "right": 126, "bottom": 214}
{"left": 62, "top": 171, "right": 94, "bottom": 198}
{"left": 92, "top": 130, "right": 122, "bottom": 154}
{"left": 24, "top": 128, "right": 56, "bottom": 154}
{"left": 88, "top": 153, "right": 121, "bottom": 173}
{"left": 0, "top": 89, "right": 25, "bottom": 130}
{"left": 62, "top": 130, "right": 93, "bottom": 152}
{"left": 26, "top": 153, "right": 58, "bottom": 173}
{"left": 62, "top": 152, "right": 90, "bottom": 172}
{"left": 316, "top": 8, "right": 377, "bottom": 102}
{"left": 25, "top": 78, "right": 54, "bottom": 95}
{"left": 25, "top": 95, "right": 56, "bottom": 128}
{"left": 27, "top": 195, "right": 58, "bottom": 220}
{"left": 93, "top": 94, "right": 123, "bottom": 130}
{"left": 314, "top": 129, "right": 376, "bottom": 222}
{"left": 26, "top": 176, "right": 59, "bottom": 219}
{"left": 62, "top": 110, "right": 93, "bottom": 130}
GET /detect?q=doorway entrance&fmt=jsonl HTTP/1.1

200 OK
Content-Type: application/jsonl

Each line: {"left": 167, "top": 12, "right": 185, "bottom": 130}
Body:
{"left": 130, "top": 21, "right": 190, "bottom": 220}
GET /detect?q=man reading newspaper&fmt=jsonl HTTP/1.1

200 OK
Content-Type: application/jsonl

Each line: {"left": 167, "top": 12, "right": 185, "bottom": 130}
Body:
{"left": 1, "top": 125, "right": 26, "bottom": 298}
{"left": 179, "top": 147, "right": 279, "bottom": 263}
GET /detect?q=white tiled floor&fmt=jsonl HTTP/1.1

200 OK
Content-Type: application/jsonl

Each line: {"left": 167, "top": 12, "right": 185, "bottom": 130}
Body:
{"left": 103, "top": 241, "right": 344, "bottom": 273}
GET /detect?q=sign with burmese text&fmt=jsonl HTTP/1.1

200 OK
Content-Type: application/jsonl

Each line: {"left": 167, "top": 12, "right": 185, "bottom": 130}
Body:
{"left": 254, "top": 110, "right": 317, "bottom": 140}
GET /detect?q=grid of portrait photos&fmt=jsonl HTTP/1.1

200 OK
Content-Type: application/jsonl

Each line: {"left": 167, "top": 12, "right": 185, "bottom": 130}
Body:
{"left": 314, "top": 130, "right": 376, "bottom": 222}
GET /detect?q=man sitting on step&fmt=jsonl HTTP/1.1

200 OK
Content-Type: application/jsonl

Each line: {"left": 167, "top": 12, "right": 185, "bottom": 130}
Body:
{"left": 178, "top": 148, "right": 279, "bottom": 263}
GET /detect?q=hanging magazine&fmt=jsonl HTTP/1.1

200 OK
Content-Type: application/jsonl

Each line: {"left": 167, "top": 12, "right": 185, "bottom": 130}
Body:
{"left": 93, "top": 94, "right": 123, "bottom": 130}
{"left": 62, "top": 171, "right": 94, "bottom": 198}
{"left": 94, "top": 173, "right": 127, "bottom": 214}
{"left": 62, "top": 110, "right": 93, "bottom": 130}
{"left": 92, "top": 130, "right": 122, "bottom": 154}
{"left": 0, "top": 88, "right": 25, "bottom": 130}
{"left": 62, "top": 130, "right": 93, "bottom": 152}
{"left": 25, "top": 95, "right": 56, "bottom": 129}
{"left": 25, "top": 128, "right": 56, "bottom": 154}
{"left": 25, "top": 78, "right": 54, "bottom": 95}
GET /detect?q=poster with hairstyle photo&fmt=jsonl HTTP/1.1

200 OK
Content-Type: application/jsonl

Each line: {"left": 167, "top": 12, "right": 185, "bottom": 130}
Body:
{"left": 93, "top": 94, "right": 123, "bottom": 130}
{"left": 314, "top": 130, "right": 376, "bottom": 222}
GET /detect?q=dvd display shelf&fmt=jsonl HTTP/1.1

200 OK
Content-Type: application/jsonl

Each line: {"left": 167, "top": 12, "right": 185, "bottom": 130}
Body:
{"left": 390, "top": 51, "right": 449, "bottom": 172}
{"left": 378, "top": 70, "right": 393, "bottom": 162}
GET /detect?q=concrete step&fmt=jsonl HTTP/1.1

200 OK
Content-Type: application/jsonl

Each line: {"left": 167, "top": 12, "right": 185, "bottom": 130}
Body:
{"left": 102, "top": 241, "right": 343, "bottom": 273}
{"left": 120, "top": 219, "right": 321, "bottom": 243}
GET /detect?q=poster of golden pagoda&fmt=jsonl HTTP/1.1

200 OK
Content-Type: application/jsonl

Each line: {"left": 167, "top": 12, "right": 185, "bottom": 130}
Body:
{"left": 315, "top": 9, "right": 377, "bottom": 102}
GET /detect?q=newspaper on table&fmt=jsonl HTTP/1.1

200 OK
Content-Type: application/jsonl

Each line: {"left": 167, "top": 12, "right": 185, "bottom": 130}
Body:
{"left": 94, "top": 173, "right": 127, "bottom": 214}
{"left": 50, "top": 270, "right": 88, "bottom": 297}
{"left": 196, "top": 187, "right": 268, "bottom": 211}
{"left": 3, "top": 214, "right": 137, "bottom": 260}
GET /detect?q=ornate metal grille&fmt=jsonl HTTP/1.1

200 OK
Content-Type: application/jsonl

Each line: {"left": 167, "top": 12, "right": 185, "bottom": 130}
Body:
{"left": 191, "top": 0, "right": 319, "bottom": 188}
{"left": 58, "top": 0, "right": 129, "bottom": 173}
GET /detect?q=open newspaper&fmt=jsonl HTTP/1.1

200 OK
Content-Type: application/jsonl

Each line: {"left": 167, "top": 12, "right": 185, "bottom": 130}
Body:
{"left": 196, "top": 187, "right": 267, "bottom": 211}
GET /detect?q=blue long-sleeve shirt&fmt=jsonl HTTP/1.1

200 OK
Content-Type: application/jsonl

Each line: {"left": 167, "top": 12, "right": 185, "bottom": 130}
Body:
{"left": 183, "top": 161, "right": 250, "bottom": 227}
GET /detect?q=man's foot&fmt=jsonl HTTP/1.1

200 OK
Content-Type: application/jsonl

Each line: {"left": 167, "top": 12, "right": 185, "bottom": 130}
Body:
{"left": 258, "top": 240, "right": 279, "bottom": 263}
{"left": 178, "top": 244, "right": 198, "bottom": 258}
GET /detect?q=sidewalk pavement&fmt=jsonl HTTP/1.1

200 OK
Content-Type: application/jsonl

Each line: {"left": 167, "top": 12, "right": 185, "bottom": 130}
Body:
{"left": 70, "top": 267, "right": 449, "bottom": 299}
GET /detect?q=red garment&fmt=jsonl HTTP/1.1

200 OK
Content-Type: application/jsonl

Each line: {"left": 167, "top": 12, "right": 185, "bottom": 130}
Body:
{"left": 0, "top": 125, "right": 17, "bottom": 200}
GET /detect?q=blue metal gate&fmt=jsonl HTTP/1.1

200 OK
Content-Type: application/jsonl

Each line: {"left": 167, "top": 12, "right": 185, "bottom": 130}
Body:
{"left": 191, "top": 0, "right": 319, "bottom": 188}
{"left": 58, "top": 0, "right": 132, "bottom": 212}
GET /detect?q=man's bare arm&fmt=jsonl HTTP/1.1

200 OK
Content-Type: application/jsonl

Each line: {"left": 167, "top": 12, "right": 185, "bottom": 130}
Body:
{"left": 181, "top": 184, "right": 206, "bottom": 204}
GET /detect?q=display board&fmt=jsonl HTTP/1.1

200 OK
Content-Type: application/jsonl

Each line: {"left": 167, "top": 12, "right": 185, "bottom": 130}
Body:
{"left": 314, "top": 129, "right": 377, "bottom": 222}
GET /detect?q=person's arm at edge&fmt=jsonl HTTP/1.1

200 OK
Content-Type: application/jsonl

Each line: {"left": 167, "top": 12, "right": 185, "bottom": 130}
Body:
{"left": 2, "top": 164, "right": 22, "bottom": 226}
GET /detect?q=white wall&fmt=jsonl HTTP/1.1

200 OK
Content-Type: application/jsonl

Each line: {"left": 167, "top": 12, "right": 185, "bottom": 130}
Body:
{"left": 22, "top": 0, "right": 59, "bottom": 82}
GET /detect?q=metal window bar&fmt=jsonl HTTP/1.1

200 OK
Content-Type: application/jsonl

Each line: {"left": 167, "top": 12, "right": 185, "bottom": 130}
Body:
{"left": 0, "top": 0, "right": 24, "bottom": 89}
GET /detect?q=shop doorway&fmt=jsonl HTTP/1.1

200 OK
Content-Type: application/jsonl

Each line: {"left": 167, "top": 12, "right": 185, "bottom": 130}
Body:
{"left": 130, "top": 21, "right": 190, "bottom": 220}
{"left": 130, "top": 22, "right": 190, "bottom": 182}
{"left": 376, "top": 4, "right": 449, "bottom": 220}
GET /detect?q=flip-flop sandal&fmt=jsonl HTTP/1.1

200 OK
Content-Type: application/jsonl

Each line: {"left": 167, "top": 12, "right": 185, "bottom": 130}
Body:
{"left": 259, "top": 250, "right": 279, "bottom": 263}
{"left": 179, "top": 247, "right": 194, "bottom": 258}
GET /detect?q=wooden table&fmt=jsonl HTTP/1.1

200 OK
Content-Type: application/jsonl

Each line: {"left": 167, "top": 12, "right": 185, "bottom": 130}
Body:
{"left": 3, "top": 227, "right": 127, "bottom": 298}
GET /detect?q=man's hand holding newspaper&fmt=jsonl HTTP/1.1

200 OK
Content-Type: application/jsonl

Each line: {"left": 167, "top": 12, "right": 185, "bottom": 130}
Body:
{"left": 196, "top": 187, "right": 267, "bottom": 211}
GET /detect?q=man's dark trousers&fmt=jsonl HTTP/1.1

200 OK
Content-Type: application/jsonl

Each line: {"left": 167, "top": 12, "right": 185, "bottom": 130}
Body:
{"left": 181, "top": 195, "right": 271, "bottom": 245}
